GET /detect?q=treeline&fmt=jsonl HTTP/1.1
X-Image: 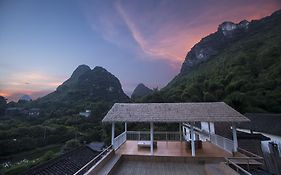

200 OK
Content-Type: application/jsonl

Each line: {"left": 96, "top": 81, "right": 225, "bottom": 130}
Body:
{"left": 0, "top": 101, "right": 112, "bottom": 157}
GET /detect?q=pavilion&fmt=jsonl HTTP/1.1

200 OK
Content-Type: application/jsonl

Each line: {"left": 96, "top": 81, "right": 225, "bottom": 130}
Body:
{"left": 102, "top": 102, "right": 250, "bottom": 157}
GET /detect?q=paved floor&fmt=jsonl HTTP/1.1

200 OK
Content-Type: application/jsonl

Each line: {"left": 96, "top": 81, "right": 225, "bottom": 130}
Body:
{"left": 112, "top": 159, "right": 207, "bottom": 175}
{"left": 116, "top": 141, "right": 232, "bottom": 158}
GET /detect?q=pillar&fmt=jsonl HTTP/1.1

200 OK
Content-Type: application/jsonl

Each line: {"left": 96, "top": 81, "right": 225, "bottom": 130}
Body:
{"left": 208, "top": 122, "right": 211, "bottom": 141}
{"left": 179, "top": 123, "right": 182, "bottom": 141}
{"left": 150, "top": 122, "right": 154, "bottom": 155}
{"left": 232, "top": 123, "right": 238, "bottom": 152}
{"left": 111, "top": 122, "right": 115, "bottom": 148}
{"left": 124, "top": 122, "right": 127, "bottom": 140}
{"left": 191, "top": 123, "right": 195, "bottom": 157}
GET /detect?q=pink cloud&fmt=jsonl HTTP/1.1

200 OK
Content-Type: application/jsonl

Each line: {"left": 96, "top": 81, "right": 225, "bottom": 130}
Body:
{"left": 113, "top": 0, "right": 281, "bottom": 70}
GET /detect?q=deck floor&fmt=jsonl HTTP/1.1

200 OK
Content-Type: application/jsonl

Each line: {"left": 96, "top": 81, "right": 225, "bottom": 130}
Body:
{"left": 112, "top": 159, "right": 207, "bottom": 175}
{"left": 116, "top": 141, "right": 232, "bottom": 158}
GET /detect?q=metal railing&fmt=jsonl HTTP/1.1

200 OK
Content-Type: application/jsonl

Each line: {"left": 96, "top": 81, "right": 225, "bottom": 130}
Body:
{"left": 73, "top": 145, "right": 112, "bottom": 175}
{"left": 210, "top": 134, "right": 234, "bottom": 153}
{"left": 224, "top": 147, "right": 264, "bottom": 174}
{"left": 126, "top": 131, "right": 181, "bottom": 141}
{"left": 238, "top": 147, "right": 263, "bottom": 159}
{"left": 225, "top": 158, "right": 252, "bottom": 175}
{"left": 113, "top": 131, "right": 126, "bottom": 150}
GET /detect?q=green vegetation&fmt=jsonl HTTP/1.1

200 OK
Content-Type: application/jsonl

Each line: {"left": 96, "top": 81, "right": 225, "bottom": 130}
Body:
{"left": 0, "top": 96, "right": 7, "bottom": 116}
{"left": 0, "top": 101, "right": 113, "bottom": 174}
{"left": 1, "top": 145, "right": 60, "bottom": 175}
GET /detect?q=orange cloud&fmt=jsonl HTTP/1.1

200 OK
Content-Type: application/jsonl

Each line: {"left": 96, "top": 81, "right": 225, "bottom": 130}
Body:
{"left": 0, "top": 91, "right": 10, "bottom": 98}
{"left": 0, "top": 71, "right": 64, "bottom": 101}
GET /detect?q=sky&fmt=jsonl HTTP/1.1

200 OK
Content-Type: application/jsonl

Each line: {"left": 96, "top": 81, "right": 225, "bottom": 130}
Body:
{"left": 0, "top": 0, "right": 280, "bottom": 101}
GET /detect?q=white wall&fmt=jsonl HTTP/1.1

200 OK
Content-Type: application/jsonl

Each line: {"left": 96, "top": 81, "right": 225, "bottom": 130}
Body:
{"left": 201, "top": 122, "right": 215, "bottom": 134}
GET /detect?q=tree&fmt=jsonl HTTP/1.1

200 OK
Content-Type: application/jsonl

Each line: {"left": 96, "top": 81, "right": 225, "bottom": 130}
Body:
{"left": 62, "top": 139, "right": 81, "bottom": 153}
{"left": 0, "top": 96, "right": 7, "bottom": 116}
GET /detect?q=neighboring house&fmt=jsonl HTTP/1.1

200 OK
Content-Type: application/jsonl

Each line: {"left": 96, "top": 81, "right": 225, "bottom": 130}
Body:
{"left": 22, "top": 146, "right": 101, "bottom": 175}
{"left": 87, "top": 142, "right": 105, "bottom": 152}
{"left": 28, "top": 108, "right": 40, "bottom": 117}
{"left": 79, "top": 110, "right": 91, "bottom": 117}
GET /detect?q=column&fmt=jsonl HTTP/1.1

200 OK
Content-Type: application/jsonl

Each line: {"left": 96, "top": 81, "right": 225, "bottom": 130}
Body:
{"left": 150, "top": 122, "right": 154, "bottom": 155}
{"left": 191, "top": 123, "right": 195, "bottom": 157}
{"left": 208, "top": 122, "right": 211, "bottom": 141}
{"left": 125, "top": 122, "right": 127, "bottom": 140}
{"left": 112, "top": 122, "right": 115, "bottom": 148}
{"left": 179, "top": 123, "right": 182, "bottom": 141}
{"left": 125, "top": 122, "right": 127, "bottom": 132}
{"left": 232, "top": 123, "right": 238, "bottom": 152}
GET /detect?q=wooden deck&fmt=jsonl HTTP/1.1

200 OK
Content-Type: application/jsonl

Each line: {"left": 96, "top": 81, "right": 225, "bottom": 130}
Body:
{"left": 90, "top": 141, "right": 252, "bottom": 175}
{"left": 116, "top": 141, "right": 232, "bottom": 158}
{"left": 112, "top": 159, "right": 207, "bottom": 175}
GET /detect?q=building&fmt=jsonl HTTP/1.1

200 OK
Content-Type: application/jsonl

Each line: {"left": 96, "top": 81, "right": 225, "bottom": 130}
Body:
{"left": 79, "top": 110, "right": 91, "bottom": 117}
{"left": 5, "top": 107, "right": 23, "bottom": 116}
{"left": 28, "top": 108, "right": 40, "bottom": 117}
{"left": 22, "top": 144, "right": 102, "bottom": 175}
{"left": 25, "top": 102, "right": 267, "bottom": 175}
{"left": 75, "top": 102, "right": 266, "bottom": 175}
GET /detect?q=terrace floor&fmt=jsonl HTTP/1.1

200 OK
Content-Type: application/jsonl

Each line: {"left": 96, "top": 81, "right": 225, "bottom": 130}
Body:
{"left": 112, "top": 159, "right": 207, "bottom": 175}
{"left": 115, "top": 140, "right": 232, "bottom": 158}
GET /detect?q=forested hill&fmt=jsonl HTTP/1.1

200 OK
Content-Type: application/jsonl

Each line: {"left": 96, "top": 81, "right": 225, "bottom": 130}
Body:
{"left": 143, "top": 10, "right": 281, "bottom": 113}
{"left": 31, "top": 65, "right": 130, "bottom": 115}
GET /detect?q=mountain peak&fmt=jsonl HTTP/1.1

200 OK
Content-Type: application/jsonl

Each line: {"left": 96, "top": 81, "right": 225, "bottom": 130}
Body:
{"left": 131, "top": 83, "right": 153, "bottom": 100}
{"left": 71, "top": 64, "right": 91, "bottom": 79}
{"left": 92, "top": 66, "right": 108, "bottom": 72}
{"left": 218, "top": 20, "right": 249, "bottom": 36}
{"left": 181, "top": 19, "right": 250, "bottom": 74}
{"left": 18, "top": 94, "right": 32, "bottom": 102}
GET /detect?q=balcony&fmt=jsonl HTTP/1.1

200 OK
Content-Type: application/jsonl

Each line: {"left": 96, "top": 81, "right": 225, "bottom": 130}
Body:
{"left": 82, "top": 103, "right": 263, "bottom": 175}
{"left": 114, "top": 131, "right": 232, "bottom": 158}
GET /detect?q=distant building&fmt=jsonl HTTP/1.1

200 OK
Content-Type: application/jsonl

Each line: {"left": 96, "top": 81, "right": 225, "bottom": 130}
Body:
{"left": 79, "top": 110, "right": 91, "bottom": 117}
{"left": 28, "top": 108, "right": 40, "bottom": 117}
{"left": 5, "top": 107, "right": 23, "bottom": 116}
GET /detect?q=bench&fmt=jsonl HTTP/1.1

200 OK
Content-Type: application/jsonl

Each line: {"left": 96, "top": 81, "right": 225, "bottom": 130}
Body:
{"left": 137, "top": 141, "right": 157, "bottom": 148}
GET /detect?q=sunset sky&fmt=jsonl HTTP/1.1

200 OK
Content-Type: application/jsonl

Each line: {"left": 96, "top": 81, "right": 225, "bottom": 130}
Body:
{"left": 0, "top": 0, "right": 280, "bottom": 101}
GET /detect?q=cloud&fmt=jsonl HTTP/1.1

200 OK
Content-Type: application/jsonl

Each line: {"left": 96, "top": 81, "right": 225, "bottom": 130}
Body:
{"left": 82, "top": 0, "right": 281, "bottom": 72}
{"left": 115, "top": 1, "right": 184, "bottom": 64}
{"left": 0, "top": 71, "right": 63, "bottom": 101}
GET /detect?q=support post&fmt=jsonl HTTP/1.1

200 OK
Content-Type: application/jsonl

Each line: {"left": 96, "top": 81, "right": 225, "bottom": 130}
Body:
{"left": 191, "top": 123, "right": 195, "bottom": 157}
{"left": 179, "top": 123, "right": 182, "bottom": 141}
{"left": 150, "top": 122, "right": 154, "bottom": 155}
{"left": 208, "top": 122, "right": 211, "bottom": 141}
{"left": 124, "top": 122, "right": 127, "bottom": 140}
{"left": 111, "top": 122, "right": 115, "bottom": 148}
{"left": 232, "top": 123, "right": 238, "bottom": 153}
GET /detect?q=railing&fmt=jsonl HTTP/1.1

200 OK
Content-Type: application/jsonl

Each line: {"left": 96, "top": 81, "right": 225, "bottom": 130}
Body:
{"left": 113, "top": 131, "right": 126, "bottom": 150}
{"left": 210, "top": 134, "right": 234, "bottom": 153}
{"left": 182, "top": 124, "right": 210, "bottom": 141}
{"left": 126, "top": 131, "right": 181, "bottom": 141}
{"left": 224, "top": 147, "right": 264, "bottom": 174}
{"left": 73, "top": 145, "right": 112, "bottom": 175}
{"left": 225, "top": 158, "right": 252, "bottom": 175}
{"left": 238, "top": 147, "right": 263, "bottom": 159}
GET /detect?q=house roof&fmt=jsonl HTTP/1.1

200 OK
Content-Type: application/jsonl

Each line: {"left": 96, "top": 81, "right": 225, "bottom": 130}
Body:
{"left": 102, "top": 102, "right": 250, "bottom": 123}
